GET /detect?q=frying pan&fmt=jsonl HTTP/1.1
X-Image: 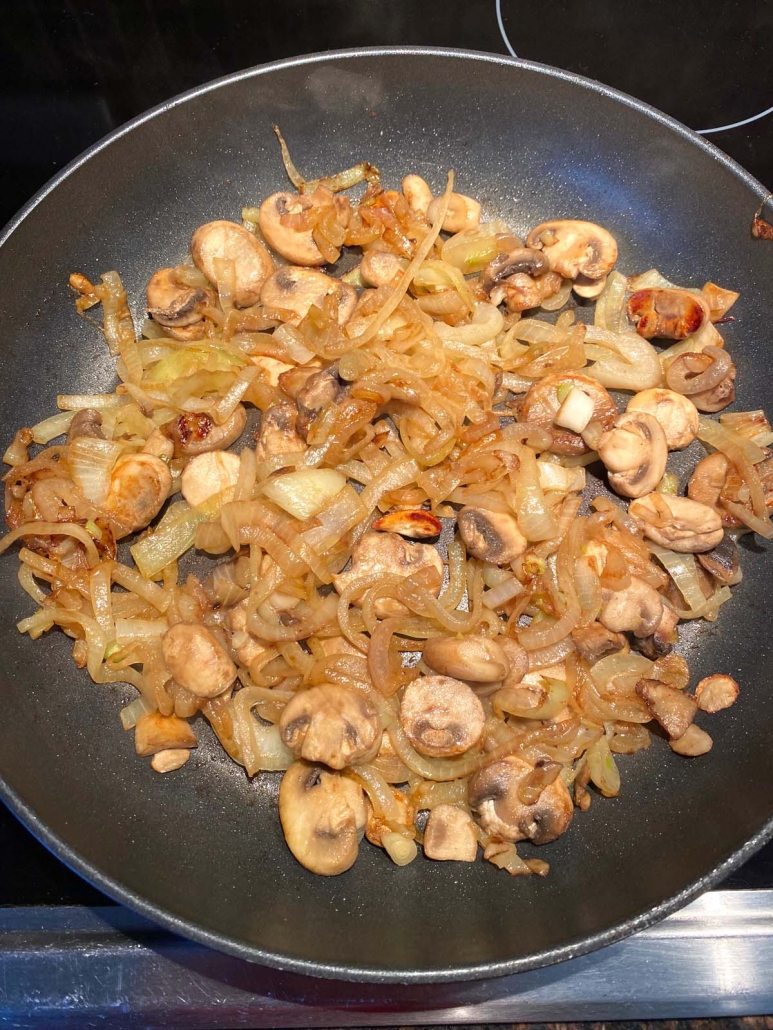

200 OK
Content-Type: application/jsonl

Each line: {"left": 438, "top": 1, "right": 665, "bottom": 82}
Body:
{"left": 1, "top": 47, "right": 773, "bottom": 984}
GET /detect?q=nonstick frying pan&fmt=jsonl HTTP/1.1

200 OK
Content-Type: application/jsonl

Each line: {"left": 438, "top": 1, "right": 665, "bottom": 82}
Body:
{"left": 1, "top": 48, "right": 772, "bottom": 984}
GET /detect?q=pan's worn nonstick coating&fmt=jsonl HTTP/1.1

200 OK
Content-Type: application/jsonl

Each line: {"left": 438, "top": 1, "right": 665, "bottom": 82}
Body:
{"left": 1, "top": 48, "right": 773, "bottom": 984}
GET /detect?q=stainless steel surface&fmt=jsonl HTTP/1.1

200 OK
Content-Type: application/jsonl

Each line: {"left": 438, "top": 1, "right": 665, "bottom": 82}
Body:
{"left": 2, "top": 889, "right": 770, "bottom": 1027}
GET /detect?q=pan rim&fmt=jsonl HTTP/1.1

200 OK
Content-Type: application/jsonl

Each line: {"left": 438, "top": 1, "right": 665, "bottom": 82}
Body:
{"left": 1, "top": 44, "right": 772, "bottom": 984}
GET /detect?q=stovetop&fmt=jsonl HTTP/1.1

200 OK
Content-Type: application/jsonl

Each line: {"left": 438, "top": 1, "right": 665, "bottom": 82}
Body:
{"left": 2, "top": 0, "right": 773, "bottom": 1023}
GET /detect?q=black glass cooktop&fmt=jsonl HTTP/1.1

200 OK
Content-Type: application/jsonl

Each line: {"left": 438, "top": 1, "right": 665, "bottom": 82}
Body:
{"left": 2, "top": 0, "right": 773, "bottom": 907}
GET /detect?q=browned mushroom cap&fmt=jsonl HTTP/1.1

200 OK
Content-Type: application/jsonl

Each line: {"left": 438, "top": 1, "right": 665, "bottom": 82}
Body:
{"left": 629, "top": 493, "right": 724, "bottom": 553}
{"left": 422, "top": 635, "right": 509, "bottom": 684}
{"left": 254, "top": 402, "right": 306, "bottom": 462}
{"left": 697, "top": 536, "right": 741, "bottom": 584}
{"left": 599, "top": 576, "right": 663, "bottom": 638}
{"left": 625, "top": 388, "right": 699, "bottom": 450}
{"left": 525, "top": 220, "right": 618, "bottom": 281}
{"left": 457, "top": 507, "right": 527, "bottom": 565}
{"left": 637, "top": 604, "right": 680, "bottom": 660}
{"left": 146, "top": 267, "right": 211, "bottom": 330}
{"left": 102, "top": 454, "right": 172, "bottom": 537}
{"left": 134, "top": 712, "right": 197, "bottom": 756}
{"left": 427, "top": 192, "right": 481, "bottom": 234}
{"left": 67, "top": 409, "right": 104, "bottom": 443}
{"left": 687, "top": 451, "right": 728, "bottom": 510}
{"left": 423, "top": 805, "right": 478, "bottom": 862}
{"left": 295, "top": 365, "right": 347, "bottom": 440}
{"left": 162, "top": 624, "right": 237, "bottom": 699}
{"left": 597, "top": 411, "right": 668, "bottom": 498}
{"left": 400, "top": 675, "right": 485, "bottom": 757}
{"left": 161, "top": 406, "right": 247, "bottom": 457}
{"left": 258, "top": 192, "right": 329, "bottom": 266}
{"left": 332, "top": 531, "right": 444, "bottom": 619}
{"left": 468, "top": 755, "right": 573, "bottom": 845}
{"left": 635, "top": 678, "right": 697, "bottom": 738}
{"left": 628, "top": 288, "right": 709, "bottom": 340}
{"left": 517, "top": 373, "right": 618, "bottom": 456}
{"left": 279, "top": 761, "right": 367, "bottom": 875}
{"left": 260, "top": 267, "right": 357, "bottom": 328}
{"left": 190, "top": 221, "right": 274, "bottom": 308}
{"left": 694, "top": 674, "right": 739, "bottom": 713}
{"left": 571, "top": 622, "right": 628, "bottom": 665}
{"left": 279, "top": 684, "right": 382, "bottom": 770}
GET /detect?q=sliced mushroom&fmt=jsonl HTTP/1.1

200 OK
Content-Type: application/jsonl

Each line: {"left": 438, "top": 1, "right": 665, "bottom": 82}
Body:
{"left": 103, "top": 453, "right": 172, "bottom": 537}
{"left": 190, "top": 221, "right": 274, "bottom": 308}
{"left": 427, "top": 192, "right": 481, "bottom": 234}
{"left": 180, "top": 450, "right": 241, "bottom": 511}
{"left": 517, "top": 373, "right": 618, "bottom": 455}
{"left": 688, "top": 451, "right": 729, "bottom": 510}
{"left": 571, "top": 622, "right": 627, "bottom": 665}
{"left": 627, "top": 288, "right": 708, "bottom": 339}
{"left": 151, "top": 748, "right": 192, "bottom": 773}
{"left": 371, "top": 509, "right": 442, "bottom": 540}
{"left": 260, "top": 267, "right": 357, "bottom": 328}
{"left": 279, "top": 684, "right": 382, "bottom": 770}
{"left": 422, "top": 635, "right": 509, "bottom": 684}
{"left": 599, "top": 576, "right": 663, "bottom": 638}
{"left": 258, "top": 190, "right": 347, "bottom": 267}
{"left": 332, "top": 531, "right": 443, "bottom": 619}
{"left": 360, "top": 249, "right": 407, "bottom": 288}
{"left": 697, "top": 536, "right": 741, "bottom": 584}
{"left": 146, "top": 267, "right": 212, "bottom": 337}
{"left": 295, "top": 365, "right": 347, "bottom": 440}
{"left": 162, "top": 623, "right": 237, "bottom": 699}
{"left": 669, "top": 723, "right": 713, "bottom": 756}
{"left": 279, "top": 761, "right": 367, "bottom": 875}
{"left": 689, "top": 453, "right": 773, "bottom": 529}
{"left": 161, "top": 405, "right": 247, "bottom": 457}
{"left": 635, "top": 678, "right": 697, "bottom": 738}
{"left": 255, "top": 402, "right": 306, "bottom": 461}
{"left": 493, "top": 270, "right": 563, "bottom": 313}
{"left": 525, "top": 220, "right": 618, "bottom": 282}
{"left": 573, "top": 273, "right": 608, "bottom": 299}
{"left": 480, "top": 247, "right": 549, "bottom": 294}
{"left": 629, "top": 493, "right": 724, "bottom": 553}
{"left": 67, "top": 409, "right": 104, "bottom": 443}
{"left": 695, "top": 673, "right": 739, "bottom": 713}
{"left": 457, "top": 507, "right": 527, "bottom": 565}
{"left": 423, "top": 805, "right": 478, "bottom": 862}
{"left": 637, "top": 604, "right": 679, "bottom": 660}
{"left": 134, "top": 712, "right": 197, "bottom": 756}
{"left": 626, "top": 388, "right": 699, "bottom": 450}
{"left": 401, "top": 174, "right": 433, "bottom": 216}
{"left": 468, "top": 755, "right": 573, "bottom": 845}
{"left": 597, "top": 411, "right": 668, "bottom": 498}
{"left": 399, "top": 675, "right": 485, "bottom": 757}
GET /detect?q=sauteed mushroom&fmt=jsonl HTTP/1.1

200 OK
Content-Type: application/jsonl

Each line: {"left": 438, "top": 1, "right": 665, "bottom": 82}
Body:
{"left": 626, "top": 388, "right": 699, "bottom": 450}
{"left": 279, "top": 761, "right": 367, "bottom": 875}
{"left": 526, "top": 219, "right": 618, "bottom": 283}
{"left": 427, "top": 192, "right": 481, "bottom": 234}
{"left": 422, "top": 635, "right": 509, "bottom": 684}
{"left": 695, "top": 674, "right": 739, "bottom": 713}
{"left": 597, "top": 411, "right": 668, "bottom": 498}
{"left": 103, "top": 453, "right": 172, "bottom": 536}
{"left": 260, "top": 267, "right": 357, "bottom": 327}
{"left": 423, "top": 805, "right": 478, "bottom": 862}
{"left": 399, "top": 675, "right": 485, "bottom": 757}
{"left": 279, "top": 684, "right": 382, "bottom": 770}
{"left": 191, "top": 221, "right": 274, "bottom": 308}
{"left": 401, "top": 174, "right": 433, "bottom": 216}
{"left": 457, "top": 507, "right": 527, "bottom": 565}
{"left": 162, "top": 623, "right": 237, "bottom": 699}
{"left": 599, "top": 576, "right": 663, "bottom": 638}
{"left": 258, "top": 190, "right": 348, "bottom": 266}
{"left": 628, "top": 288, "right": 708, "bottom": 339}
{"left": 629, "top": 493, "right": 724, "bottom": 552}
{"left": 517, "top": 373, "right": 617, "bottom": 456}
{"left": 635, "top": 678, "right": 697, "bottom": 739}
{"left": 571, "top": 622, "right": 628, "bottom": 665}
{"left": 146, "top": 267, "right": 212, "bottom": 338}
{"left": 134, "top": 712, "right": 197, "bottom": 756}
{"left": 254, "top": 403, "right": 306, "bottom": 461}
{"left": 333, "top": 531, "right": 443, "bottom": 618}
{"left": 468, "top": 755, "right": 573, "bottom": 844}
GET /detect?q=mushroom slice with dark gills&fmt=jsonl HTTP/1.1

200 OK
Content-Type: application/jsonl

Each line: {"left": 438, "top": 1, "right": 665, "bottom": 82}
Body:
{"left": 468, "top": 755, "right": 573, "bottom": 845}
{"left": 457, "top": 507, "right": 527, "bottom": 565}
{"left": 399, "top": 675, "right": 485, "bottom": 757}
{"left": 146, "top": 267, "right": 213, "bottom": 340}
{"left": 279, "top": 684, "right": 382, "bottom": 770}
{"left": 628, "top": 288, "right": 709, "bottom": 340}
{"left": 597, "top": 411, "right": 668, "bottom": 498}
{"left": 526, "top": 219, "right": 618, "bottom": 297}
{"left": 258, "top": 188, "right": 350, "bottom": 267}
{"left": 294, "top": 364, "right": 348, "bottom": 440}
{"left": 279, "top": 761, "right": 367, "bottom": 875}
{"left": 260, "top": 266, "right": 357, "bottom": 328}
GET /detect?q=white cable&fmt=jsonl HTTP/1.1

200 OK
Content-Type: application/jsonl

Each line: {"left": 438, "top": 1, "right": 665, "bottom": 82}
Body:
{"left": 493, "top": 0, "right": 773, "bottom": 137}
{"left": 697, "top": 103, "right": 773, "bottom": 135}
{"left": 496, "top": 0, "right": 518, "bottom": 58}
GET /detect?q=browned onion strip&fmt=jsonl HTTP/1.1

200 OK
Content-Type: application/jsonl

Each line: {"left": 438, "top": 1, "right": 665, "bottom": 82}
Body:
{"left": 666, "top": 346, "right": 732, "bottom": 395}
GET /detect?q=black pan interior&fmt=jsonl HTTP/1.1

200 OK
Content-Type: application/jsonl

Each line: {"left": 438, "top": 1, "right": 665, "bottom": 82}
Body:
{"left": 1, "top": 49, "right": 773, "bottom": 983}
